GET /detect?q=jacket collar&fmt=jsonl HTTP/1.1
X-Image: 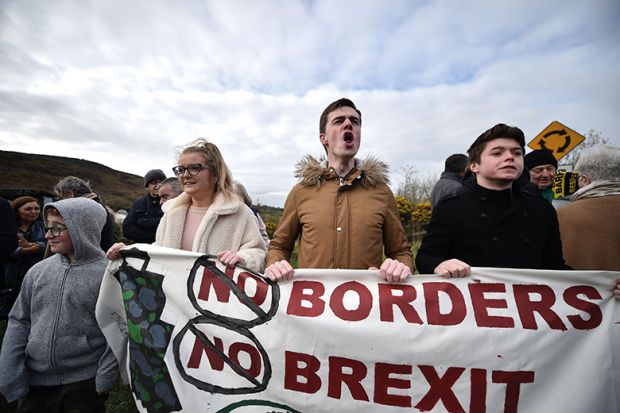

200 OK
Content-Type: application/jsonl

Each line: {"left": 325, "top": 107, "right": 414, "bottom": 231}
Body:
{"left": 295, "top": 155, "right": 390, "bottom": 187}
{"left": 165, "top": 191, "right": 242, "bottom": 216}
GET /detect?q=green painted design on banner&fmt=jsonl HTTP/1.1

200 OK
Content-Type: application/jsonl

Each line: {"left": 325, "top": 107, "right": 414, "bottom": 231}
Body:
{"left": 127, "top": 320, "right": 143, "bottom": 343}
{"left": 216, "top": 399, "right": 301, "bottom": 413}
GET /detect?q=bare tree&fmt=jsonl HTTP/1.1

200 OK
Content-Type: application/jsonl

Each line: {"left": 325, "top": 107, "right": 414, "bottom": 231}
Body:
{"left": 396, "top": 164, "right": 437, "bottom": 204}
{"left": 560, "top": 129, "right": 610, "bottom": 166}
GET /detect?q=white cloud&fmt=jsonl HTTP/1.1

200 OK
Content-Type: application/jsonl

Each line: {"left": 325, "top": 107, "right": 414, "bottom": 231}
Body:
{"left": 0, "top": 0, "right": 618, "bottom": 207}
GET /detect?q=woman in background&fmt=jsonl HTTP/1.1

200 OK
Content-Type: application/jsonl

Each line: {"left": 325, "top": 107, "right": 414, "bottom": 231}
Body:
{"left": 6, "top": 196, "right": 46, "bottom": 291}
{"left": 232, "top": 180, "right": 270, "bottom": 247}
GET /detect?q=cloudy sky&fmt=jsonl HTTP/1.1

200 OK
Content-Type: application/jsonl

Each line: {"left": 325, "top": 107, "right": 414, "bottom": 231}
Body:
{"left": 1, "top": 0, "right": 619, "bottom": 206}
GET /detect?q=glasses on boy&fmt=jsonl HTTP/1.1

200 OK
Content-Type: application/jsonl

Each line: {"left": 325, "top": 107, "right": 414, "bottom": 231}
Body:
{"left": 44, "top": 225, "right": 68, "bottom": 237}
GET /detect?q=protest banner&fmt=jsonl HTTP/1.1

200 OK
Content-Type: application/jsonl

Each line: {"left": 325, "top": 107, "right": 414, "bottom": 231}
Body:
{"left": 96, "top": 244, "right": 620, "bottom": 413}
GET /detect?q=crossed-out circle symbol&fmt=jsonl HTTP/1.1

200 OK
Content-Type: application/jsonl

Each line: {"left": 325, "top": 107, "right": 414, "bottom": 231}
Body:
{"left": 174, "top": 256, "right": 280, "bottom": 394}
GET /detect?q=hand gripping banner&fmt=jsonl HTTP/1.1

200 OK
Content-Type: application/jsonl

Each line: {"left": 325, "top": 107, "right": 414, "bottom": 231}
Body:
{"left": 96, "top": 244, "right": 620, "bottom": 413}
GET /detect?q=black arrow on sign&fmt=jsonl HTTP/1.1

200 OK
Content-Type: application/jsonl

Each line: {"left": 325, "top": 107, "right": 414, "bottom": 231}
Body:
{"left": 557, "top": 136, "right": 571, "bottom": 153}
{"left": 543, "top": 129, "right": 567, "bottom": 139}
{"left": 538, "top": 128, "right": 569, "bottom": 153}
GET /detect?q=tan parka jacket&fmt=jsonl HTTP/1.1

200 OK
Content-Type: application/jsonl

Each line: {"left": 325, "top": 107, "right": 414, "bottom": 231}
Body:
{"left": 266, "top": 155, "right": 414, "bottom": 271}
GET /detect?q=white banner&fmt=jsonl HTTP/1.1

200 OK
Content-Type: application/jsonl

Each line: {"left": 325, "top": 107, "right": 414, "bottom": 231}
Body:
{"left": 96, "top": 244, "right": 620, "bottom": 413}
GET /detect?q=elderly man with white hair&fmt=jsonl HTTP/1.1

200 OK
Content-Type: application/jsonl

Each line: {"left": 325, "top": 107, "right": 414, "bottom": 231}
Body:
{"left": 557, "top": 144, "right": 620, "bottom": 298}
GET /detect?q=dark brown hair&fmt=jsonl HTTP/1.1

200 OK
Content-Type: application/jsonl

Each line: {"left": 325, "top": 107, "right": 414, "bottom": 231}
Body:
{"left": 467, "top": 123, "right": 525, "bottom": 164}
{"left": 11, "top": 196, "right": 40, "bottom": 223}
{"left": 319, "top": 98, "right": 362, "bottom": 134}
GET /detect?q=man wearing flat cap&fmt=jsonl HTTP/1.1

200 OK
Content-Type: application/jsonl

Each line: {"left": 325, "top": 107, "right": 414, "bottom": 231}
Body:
{"left": 525, "top": 149, "right": 558, "bottom": 203}
{"left": 122, "top": 169, "right": 166, "bottom": 243}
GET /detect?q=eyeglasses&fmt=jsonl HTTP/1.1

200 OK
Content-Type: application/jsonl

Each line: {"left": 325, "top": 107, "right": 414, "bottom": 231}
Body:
{"left": 44, "top": 225, "right": 68, "bottom": 237}
{"left": 172, "top": 163, "right": 212, "bottom": 177}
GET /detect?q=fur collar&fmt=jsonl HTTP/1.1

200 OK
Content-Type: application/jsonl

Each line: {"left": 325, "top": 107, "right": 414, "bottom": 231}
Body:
{"left": 295, "top": 155, "right": 390, "bottom": 187}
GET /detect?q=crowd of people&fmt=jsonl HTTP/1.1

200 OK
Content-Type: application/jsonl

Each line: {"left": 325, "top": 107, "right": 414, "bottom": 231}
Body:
{"left": 0, "top": 97, "right": 619, "bottom": 411}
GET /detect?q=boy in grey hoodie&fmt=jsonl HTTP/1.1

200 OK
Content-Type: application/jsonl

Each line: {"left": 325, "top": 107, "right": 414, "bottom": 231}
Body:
{"left": 0, "top": 198, "right": 118, "bottom": 412}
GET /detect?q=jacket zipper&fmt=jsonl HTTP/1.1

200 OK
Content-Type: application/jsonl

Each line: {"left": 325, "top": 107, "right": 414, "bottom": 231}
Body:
{"left": 49, "top": 265, "right": 71, "bottom": 378}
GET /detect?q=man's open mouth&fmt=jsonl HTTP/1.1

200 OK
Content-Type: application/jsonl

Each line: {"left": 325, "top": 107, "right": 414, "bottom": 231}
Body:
{"left": 344, "top": 132, "right": 354, "bottom": 142}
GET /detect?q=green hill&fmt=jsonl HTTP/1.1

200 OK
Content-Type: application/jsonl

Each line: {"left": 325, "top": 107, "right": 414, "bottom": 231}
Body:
{"left": 0, "top": 150, "right": 147, "bottom": 210}
{"left": 0, "top": 151, "right": 286, "bottom": 224}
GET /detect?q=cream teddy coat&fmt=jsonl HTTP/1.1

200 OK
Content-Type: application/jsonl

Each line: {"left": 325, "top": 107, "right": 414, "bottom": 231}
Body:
{"left": 155, "top": 192, "right": 266, "bottom": 272}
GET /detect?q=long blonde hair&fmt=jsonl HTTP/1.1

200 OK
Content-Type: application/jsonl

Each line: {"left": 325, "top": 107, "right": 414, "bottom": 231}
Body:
{"left": 178, "top": 138, "right": 235, "bottom": 199}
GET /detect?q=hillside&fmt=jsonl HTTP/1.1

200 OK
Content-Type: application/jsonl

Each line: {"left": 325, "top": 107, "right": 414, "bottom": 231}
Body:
{"left": 0, "top": 150, "right": 147, "bottom": 210}
{"left": 0, "top": 151, "right": 286, "bottom": 224}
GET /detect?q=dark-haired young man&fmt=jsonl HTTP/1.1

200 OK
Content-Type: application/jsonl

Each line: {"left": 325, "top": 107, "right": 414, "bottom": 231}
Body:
{"left": 265, "top": 98, "right": 413, "bottom": 283}
{"left": 416, "top": 123, "right": 570, "bottom": 277}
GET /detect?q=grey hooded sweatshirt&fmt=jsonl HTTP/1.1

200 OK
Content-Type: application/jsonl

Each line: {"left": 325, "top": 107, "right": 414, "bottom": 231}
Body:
{"left": 0, "top": 198, "right": 119, "bottom": 402}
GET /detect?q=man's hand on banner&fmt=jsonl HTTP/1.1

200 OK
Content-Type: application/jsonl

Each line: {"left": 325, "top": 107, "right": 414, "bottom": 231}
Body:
{"left": 217, "top": 250, "right": 246, "bottom": 267}
{"left": 434, "top": 258, "right": 471, "bottom": 278}
{"left": 264, "top": 260, "right": 294, "bottom": 282}
{"left": 369, "top": 258, "right": 411, "bottom": 283}
{"left": 615, "top": 278, "right": 620, "bottom": 300}
{"left": 106, "top": 242, "right": 127, "bottom": 260}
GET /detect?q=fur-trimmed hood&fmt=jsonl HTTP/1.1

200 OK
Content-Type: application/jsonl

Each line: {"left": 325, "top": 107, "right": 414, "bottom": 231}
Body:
{"left": 295, "top": 155, "right": 390, "bottom": 187}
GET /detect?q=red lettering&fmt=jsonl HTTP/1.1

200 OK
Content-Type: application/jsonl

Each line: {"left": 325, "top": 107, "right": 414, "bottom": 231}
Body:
{"left": 424, "top": 282, "right": 466, "bottom": 326}
{"left": 415, "top": 365, "right": 465, "bottom": 413}
{"left": 492, "top": 370, "right": 535, "bottom": 413}
{"left": 327, "top": 356, "right": 369, "bottom": 401}
{"left": 470, "top": 368, "right": 487, "bottom": 413}
{"left": 197, "top": 263, "right": 234, "bottom": 302}
{"left": 229, "top": 342, "right": 261, "bottom": 377}
{"left": 378, "top": 284, "right": 423, "bottom": 324}
{"left": 237, "top": 271, "right": 268, "bottom": 305}
{"left": 374, "top": 362, "right": 412, "bottom": 407}
{"left": 187, "top": 336, "right": 224, "bottom": 370}
{"left": 513, "top": 285, "right": 567, "bottom": 330}
{"left": 469, "top": 283, "right": 514, "bottom": 328}
{"left": 287, "top": 281, "right": 325, "bottom": 317}
{"left": 330, "top": 281, "right": 372, "bottom": 321}
{"left": 186, "top": 336, "right": 261, "bottom": 378}
{"left": 284, "top": 351, "right": 322, "bottom": 393}
{"left": 563, "top": 286, "right": 603, "bottom": 330}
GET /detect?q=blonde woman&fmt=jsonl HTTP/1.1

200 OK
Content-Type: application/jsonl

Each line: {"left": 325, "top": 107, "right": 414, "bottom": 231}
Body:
{"left": 107, "top": 139, "right": 266, "bottom": 272}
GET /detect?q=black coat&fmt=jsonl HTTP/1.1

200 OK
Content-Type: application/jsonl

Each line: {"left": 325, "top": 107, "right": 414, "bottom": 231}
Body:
{"left": 122, "top": 194, "right": 163, "bottom": 243}
{"left": 0, "top": 198, "right": 17, "bottom": 260}
{"left": 416, "top": 182, "right": 569, "bottom": 274}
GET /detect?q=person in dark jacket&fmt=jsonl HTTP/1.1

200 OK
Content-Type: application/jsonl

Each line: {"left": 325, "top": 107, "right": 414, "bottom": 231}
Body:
{"left": 5, "top": 197, "right": 46, "bottom": 295}
{"left": 122, "top": 169, "right": 165, "bottom": 243}
{"left": 524, "top": 149, "right": 558, "bottom": 203}
{"left": 416, "top": 123, "right": 570, "bottom": 277}
{"left": 430, "top": 153, "right": 468, "bottom": 209}
{"left": 54, "top": 176, "right": 118, "bottom": 252}
{"left": 0, "top": 198, "right": 17, "bottom": 260}
{"left": 0, "top": 197, "right": 18, "bottom": 319}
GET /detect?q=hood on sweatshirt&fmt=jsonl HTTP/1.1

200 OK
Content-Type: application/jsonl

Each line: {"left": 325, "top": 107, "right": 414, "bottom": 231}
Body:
{"left": 43, "top": 197, "right": 106, "bottom": 262}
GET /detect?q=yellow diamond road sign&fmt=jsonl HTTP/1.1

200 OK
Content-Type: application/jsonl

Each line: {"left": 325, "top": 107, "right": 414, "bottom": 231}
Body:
{"left": 527, "top": 121, "right": 585, "bottom": 161}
